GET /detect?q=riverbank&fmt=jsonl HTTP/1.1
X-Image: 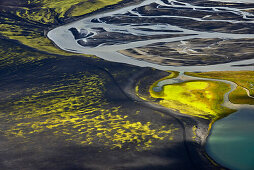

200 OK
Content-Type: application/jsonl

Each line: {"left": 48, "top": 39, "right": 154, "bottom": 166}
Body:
{"left": 126, "top": 68, "right": 224, "bottom": 169}
{"left": 47, "top": 0, "right": 254, "bottom": 72}
{"left": 45, "top": 0, "right": 146, "bottom": 32}
{"left": 136, "top": 69, "right": 254, "bottom": 169}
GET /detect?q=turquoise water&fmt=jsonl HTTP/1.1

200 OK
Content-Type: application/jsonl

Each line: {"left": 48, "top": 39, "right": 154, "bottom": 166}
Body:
{"left": 206, "top": 108, "right": 254, "bottom": 170}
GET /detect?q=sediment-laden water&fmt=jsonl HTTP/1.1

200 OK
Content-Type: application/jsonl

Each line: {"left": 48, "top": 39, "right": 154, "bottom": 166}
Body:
{"left": 48, "top": 0, "right": 254, "bottom": 71}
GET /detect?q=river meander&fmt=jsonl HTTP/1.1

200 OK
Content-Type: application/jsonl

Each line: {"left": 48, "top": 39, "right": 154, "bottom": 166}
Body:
{"left": 48, "top": 0, "right": 254, "bottom": 169}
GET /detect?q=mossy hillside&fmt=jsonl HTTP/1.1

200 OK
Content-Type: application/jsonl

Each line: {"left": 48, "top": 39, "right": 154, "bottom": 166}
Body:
{"left": 150, "top": 80, "right": 235, "bottom": 121}
{"left": 1, "top": 0, "right": 124, "bottom": 24}
{"left": 0, "top": 0, "right": 124, "bottom": 55}
{"left": 39, "top": 0, "right": 123, "bottom": 18}
{"left": 0, "top": 39, "right": 55, "bottom": 70}
{"left": 185, "top": 71, "right": 254, "bottom": 105}
{"left": 0, "top": 15, "right": 86, "bottom": 56}
{"left": 19, "top": 0, "right": 124, "bottom": 21}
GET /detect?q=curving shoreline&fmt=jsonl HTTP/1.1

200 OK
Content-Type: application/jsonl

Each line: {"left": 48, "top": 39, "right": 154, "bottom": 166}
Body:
{"left": 122, "top": 68, "right": 221, "bottom": 169}
{"left": 146, "top": 71, "right": 254, "bottom": 169}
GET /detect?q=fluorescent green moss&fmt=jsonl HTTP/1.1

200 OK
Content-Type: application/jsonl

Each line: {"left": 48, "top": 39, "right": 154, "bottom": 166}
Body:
{"left": 16, "top": 8, "right": 55, "bottom": 24}
{"left": 39, "top": 0, "right": 123, "bottom": 18}
{"left": 150, "top": 80, "right": 235, "bottom": 120}
{"left": 192, "top": 125, "right": 197, "bottom": 140}
{"left": 0, "top": 71, "right": 177, "bottom": 150}
{"left": 135, "top": 71, "right": 179, "bottom": 102}
{"left": 185, "top": 71, "right": 254, "bottom": 105}
{"left": 69, "top": 0, "right": 123, "bottom": 17}
{"left": 14, "top": 0, "right": 124, "bottom": 23}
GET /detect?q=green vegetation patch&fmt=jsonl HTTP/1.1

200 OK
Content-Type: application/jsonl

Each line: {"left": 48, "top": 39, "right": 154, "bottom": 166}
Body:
{"left": 135, "top": 71, "right": 234, "bottom": 120}
{"left": 0, "top": 17, "right": 84, "bottom": 56}
{"left": 0, "top": 39, "right": 55, "bottom": 70}
{"left": 136, "top": 71, "right": 179, "bottom": 101}
{"left": 0, "top": 0, "right": 124, "bottom": 55}
{"left": 38, "top": 0, "right": 124, "bottom": 18}
{"left": 0, "top": 71, "right": 176, "bottom": 150}
{"left": 150, "top": 80, "right": 235, "bottom": 120}
{"left": 185, "top": 71, "right": 254, "bottom": 105}
{"left": 229, "top": 86, "right": 254, "bottom": 105}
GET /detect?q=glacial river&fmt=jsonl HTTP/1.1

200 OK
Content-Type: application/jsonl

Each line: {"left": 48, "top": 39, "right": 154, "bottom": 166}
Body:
{"left": 48, "top": 0, "right": 254, "bottom": 169}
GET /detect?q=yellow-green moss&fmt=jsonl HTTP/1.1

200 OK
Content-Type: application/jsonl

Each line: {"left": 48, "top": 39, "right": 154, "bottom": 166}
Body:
{"left": 16, "top": 8, "right": 55, "bottom": 24}
{"left": 0, "top": 23, "right": 92, "bottom": 56}
{"left": 0, "top": 71, "right": 177, "bottom": 150}
{"left": 192, "top": 125, "right": 197, "bottom": 140}
{"left": 0, "top": 0, "right": 124, "bottom": 55}
{"left": 150, "top": 80, "right": 235, "bottom": 120}
{"left": 31, "top": 0, "right": 123, "bottom": 19}
{"left": 185, "top": 71, "right": 254, "bottom": 105}
{"left": 135, "top": 71, "right": 179, "bottom": 101}
{"left": 14, "top": 0, "right": 124, "bottom": 23}
{"left": 229, "top": 86, "right": 254, "bottom": 105}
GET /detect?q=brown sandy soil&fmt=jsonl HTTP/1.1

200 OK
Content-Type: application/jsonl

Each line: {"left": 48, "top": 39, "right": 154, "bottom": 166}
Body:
{"left": 119, "top": 38, "right": 254, "bottom": 66}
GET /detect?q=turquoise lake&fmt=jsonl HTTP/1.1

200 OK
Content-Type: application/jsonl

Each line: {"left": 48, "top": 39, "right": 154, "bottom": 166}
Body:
{"left": 206, "top": 108, "right": 254, "bottom": 170}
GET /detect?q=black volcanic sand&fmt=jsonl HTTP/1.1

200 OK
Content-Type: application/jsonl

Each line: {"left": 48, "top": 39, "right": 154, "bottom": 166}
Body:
{"left": 0, "top": 38, "right": 218, "bottom": 169}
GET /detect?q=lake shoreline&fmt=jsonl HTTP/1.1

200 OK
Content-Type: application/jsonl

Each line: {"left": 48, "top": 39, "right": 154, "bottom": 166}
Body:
{"left": 126, "top": 68, "right": 225, "bottom": 169}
